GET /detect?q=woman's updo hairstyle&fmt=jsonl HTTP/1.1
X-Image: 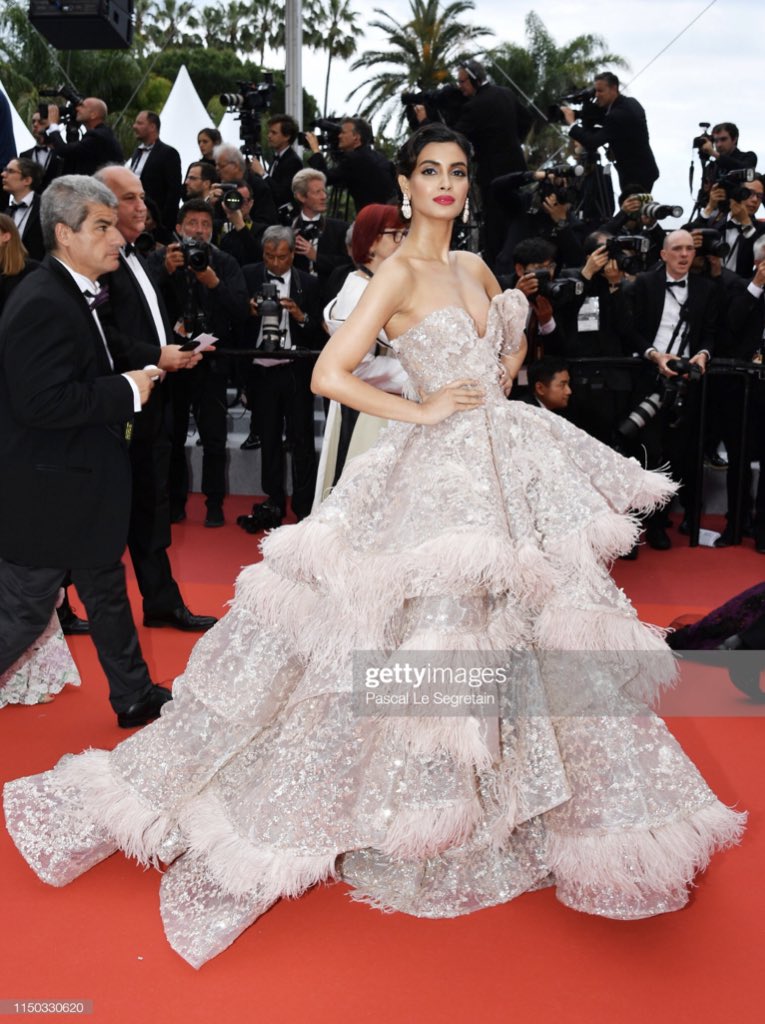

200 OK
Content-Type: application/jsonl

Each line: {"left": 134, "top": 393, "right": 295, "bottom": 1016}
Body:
{"left": 396, "top": 123, "right": 473, "bottom": 178}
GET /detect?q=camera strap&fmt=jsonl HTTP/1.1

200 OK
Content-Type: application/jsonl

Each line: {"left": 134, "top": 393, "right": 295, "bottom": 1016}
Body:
{"left": 666, "top": 301, "right": 690, "bottom": 357}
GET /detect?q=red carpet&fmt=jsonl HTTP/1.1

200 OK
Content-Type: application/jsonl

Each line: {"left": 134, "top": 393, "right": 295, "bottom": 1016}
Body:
{"left": 1, "top": 499, "right": 761, "bottom": 1023}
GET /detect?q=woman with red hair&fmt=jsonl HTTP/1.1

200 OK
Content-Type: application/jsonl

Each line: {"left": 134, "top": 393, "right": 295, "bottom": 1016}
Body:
{"left": 314, "top": 204, "right": 410, "bottom": 506}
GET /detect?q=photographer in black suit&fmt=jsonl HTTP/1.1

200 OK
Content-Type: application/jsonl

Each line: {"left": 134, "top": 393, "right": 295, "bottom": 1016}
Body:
{"left": 20, "top": 111, "right": 63, "bottom": 192}
{"left": 128, "top": 111, "right": 182, "bottom": 243}
{"left": 621, "top": 229, "right": 719, "bottom": 548}
{"left": 45, "top": 97, "right": 123, "bottom": 176}
{"left": 699, "top": 122, "right": 757, "bottom": 180}
{"left": 562, "top": 72, "right": 659, "bottom": 194}
{"left": 291, "top": 168, "right": 349, "bottom": 301}
{"left": 305, "top": 117, "right": 396, "bottom": 211}
{"left": 692, "top": 173, "right": 765, "bottom": 278}
{"left": 237, "top": 226, "right": 325, "bottom": 532}
{"left": 250, "top": 114, "right": 304, "bottom": 210}
{"left": 0, "top": 174, "right": 170, "bottom": 727}
{"left": 1, "top": 157, "right": 44, "bottom": 260}
{"left": 96, "top": 166, "right": 217, "bottom": 632}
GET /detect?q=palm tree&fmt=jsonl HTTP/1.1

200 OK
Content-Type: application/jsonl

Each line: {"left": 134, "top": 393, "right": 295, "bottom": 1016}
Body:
{"left": 347, "top": 0, "right": 493, "bottom": 132}
{"left": 145, "top": 0, "right": 198, "bottom": 49}
{"left": 248, "top": 0, "right": 286, "bottom": 67}
{"left": 198, "top": 1, "right": 254, "bottom": 53}
{"left": 485, "top": 12, "right": 628, "bottom": 165}
{"left": 305, "top": 0, "right": 360, "bottom": 117}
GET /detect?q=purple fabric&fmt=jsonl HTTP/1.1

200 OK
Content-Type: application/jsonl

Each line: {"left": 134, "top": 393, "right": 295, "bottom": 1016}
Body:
{"left": 668, "top": 582, "right": 765, "bottom": 650}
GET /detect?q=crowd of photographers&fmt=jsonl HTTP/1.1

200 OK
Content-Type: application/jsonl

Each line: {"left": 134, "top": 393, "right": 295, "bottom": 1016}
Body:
{"left": 3, "top": 69, "right": 765, "bottom": 564}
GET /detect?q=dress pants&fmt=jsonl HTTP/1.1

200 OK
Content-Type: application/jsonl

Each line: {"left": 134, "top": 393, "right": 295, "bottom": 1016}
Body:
{"left": 0, "top": 558, "right": 154, "bottom": 714}
{"left": 250, "top": 361, "right": 317, "bottom": 520}
{"left": 169, "top": 357, "right": 228, "bottom": 509}
{"left": 128, "top": 385, "right": 183, "bottom": 616}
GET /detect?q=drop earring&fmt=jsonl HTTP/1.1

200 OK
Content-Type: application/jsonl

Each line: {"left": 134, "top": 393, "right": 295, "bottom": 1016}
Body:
{"left": 462, "top": 196, "right": 470, "bottom": 224}
{"left": 402, "top": 193, "right": 412, "bottom": 219}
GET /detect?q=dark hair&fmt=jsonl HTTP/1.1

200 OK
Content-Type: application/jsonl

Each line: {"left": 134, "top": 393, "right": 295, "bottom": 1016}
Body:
{"left": 12, "top": 157, "right": 42, "bottom": 190}
{"left": 186, "top": 161, "right": 218, "bottom": 185}
{"left": 143, "top": 194, "right": 162, "bottom": 232}
{"left": 583, "top": 230, "right": 611, "bottom": 256}
{"left": 0, "top": 213, "right": 28, "bottom": 275}
{"left": 146, "top": 110, "right": 161, "bottom": 132}
{"left": 528, "top": 358, "right": 569, "bottom": 390}
{"left": 268, "top": 114, "right": 299, "bottom": 144}
{"left": 342, "top": 116, "right": 373, "bottom": 146}
{"left": 177, "top": 198, "right": 215, "bottom": 224}
{"left": 594, "top": 72, "right": 620, "bottom": 89}
{"left": 232, "top": 179, "right": 252, "bottom": 200}
{"left": 712, "top": 122, "right": 739, "bottom": 142}
{"left": 198, "top": 127, "right": 222, "bottom": 146}
{"left": 396, "top": 123, "right": 472, "bottom": 177}
{"left": 351, "top": 203, "right": 405, "bottom": 265}
{"left": 513, "top": 237, "right": 556, "bottom": 268}
{"left": 618, "top": 184, "right": 648, "bottom": 205}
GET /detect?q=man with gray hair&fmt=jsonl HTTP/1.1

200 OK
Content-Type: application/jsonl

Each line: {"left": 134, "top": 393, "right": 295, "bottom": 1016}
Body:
{"left": 0, "top": 174, "right": 172, "bottom": 728}
{"left": 291, "top": 168, "right": 349, "bottom": 300}
{"left": 212, "top": 142, "right": 277, "bottom": 237}
{"left": 237, "top": 224, "right": 325, "bottom": 532}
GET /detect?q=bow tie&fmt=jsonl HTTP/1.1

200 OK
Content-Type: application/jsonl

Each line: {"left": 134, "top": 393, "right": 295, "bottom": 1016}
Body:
{"left": 123, "top": 243, "right": 137, "bottom": 258}
{"left": 666, "top": 280, "right": 687, "bottom": 289}
{"left": 84, "top": 285, "right": 110, "bottom": 310}
{"left": 10, "top": 198, "right": 29, "bottom": 209}
{"left": 726, "top": 221, "right": 745, "bottom": 233}
{"left": 267, "top": 273, "right": 285, "bottom": 284}
{"left": 298, "top": 218, "right": 320, "bottom": 230}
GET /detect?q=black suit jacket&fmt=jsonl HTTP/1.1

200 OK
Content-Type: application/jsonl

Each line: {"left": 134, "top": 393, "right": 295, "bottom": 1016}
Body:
{"left": 569, "top": 94, "right": 659, "bottom": 191}
{"left": 292, "top": 215, "right": 349, "bottom": 283}
{"left": 308, "top": 146, "right": 396, "bottom": 210}
{"left": 0, "top": 256, "right": 135, "bottom": 567}
{"left": 689, "top": 211, "right": 765, "bottom": 278}
{"left": 10, "top": 193, "right": 45, "bottom": 261}
{"left": 621, "top": 266, "right": 720, "bottom": 359}
{"left": 721, "top": 271, "right": 764, "bottom": 360}
{"left": 266, "top": 147, "right": 303, "bottom": 209}
{"left": 18, "top": 146, "right": 64, "bottom": 192}
{"left": 47, "top": 122, "right": 124, "bottom": 176}
{"left": 453, "top": 83, "right": 529, "bottom": 187}
{"left": 243, "top": 263, "right": 325, "bottom": 351}
{"left": 131, "top": 139, "right": 182, "bottom": 239}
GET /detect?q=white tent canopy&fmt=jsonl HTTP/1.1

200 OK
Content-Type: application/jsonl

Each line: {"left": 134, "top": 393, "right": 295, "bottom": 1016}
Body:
{"left": 157, "top": 65, "right": 211, "bottom": 174}
{"left": 217, "top": 109, "right": 242, "bottom": 148}
{"left": 0, "top": 79, "right": 35, "bottom": 154}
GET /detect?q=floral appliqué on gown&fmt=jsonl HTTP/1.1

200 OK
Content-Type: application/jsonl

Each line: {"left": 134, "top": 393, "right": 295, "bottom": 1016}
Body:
{"left": 3, "top": 291, "right": 744, "bottom": 968}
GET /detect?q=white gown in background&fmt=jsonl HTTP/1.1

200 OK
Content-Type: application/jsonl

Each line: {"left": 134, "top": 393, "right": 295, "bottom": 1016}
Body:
{"left": 0, "top": 614, "right": 80, "bottom": 708}
{"left": 4, "top": 291, "right": 744, "bottom": 968}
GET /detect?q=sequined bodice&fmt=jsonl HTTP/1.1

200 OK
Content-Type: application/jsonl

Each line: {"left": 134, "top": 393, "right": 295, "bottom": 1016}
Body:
{"left": 388, "top": 292, "right": 527, "bottom": 403}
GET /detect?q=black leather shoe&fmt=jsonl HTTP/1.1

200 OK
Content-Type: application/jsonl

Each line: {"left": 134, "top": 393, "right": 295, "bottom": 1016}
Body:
{"left": 237, "top": 501, "right": 283, "bottom": 534}
{"left": 117, "top": 685, "right": 173, "bottom": 728}
{"left": 57, "top": 607, "right": 90, "bottom": 635}
{"left": 677, "top": 518, "right": 690, "bottom": 536}
{"left": 714, "top": 528, "right": 736, "bottom": 548}
{"left": 705, "top": 452, "right": 728, "bottom": 470}
{"left": 204, "top": 503, "right": 224, "bottom": 528}
{"left": 646, "top": 525, "right": 672, "bottom": 550}
{"left": 143, "top": 606, "right": 218, "bottom": 632}
{"left": 170, "top": 506, "right": 186, "bottom": 524}
{"left": 240, "top": 432, "right": 261, "bottom": 451}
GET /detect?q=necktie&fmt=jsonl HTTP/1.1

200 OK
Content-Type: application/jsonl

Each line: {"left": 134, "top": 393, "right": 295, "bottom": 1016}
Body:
{"left": 130, "top": 146, "right": 148, "bottom": 171}
{"left": 667, "top": 280, "right": 687, "bottom": 289}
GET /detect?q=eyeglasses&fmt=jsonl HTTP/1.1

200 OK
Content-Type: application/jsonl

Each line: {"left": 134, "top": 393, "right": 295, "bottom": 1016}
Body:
{"left": 381, "top": 229, "right": 408, "bottom": 243}
{"left": 712, "top": 136, "right": 731, "bottom": 143}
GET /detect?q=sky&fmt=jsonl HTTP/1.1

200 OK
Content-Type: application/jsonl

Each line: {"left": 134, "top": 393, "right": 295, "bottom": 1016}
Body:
{"left": 289, "top": 0, "right": 765, "bottom": 221}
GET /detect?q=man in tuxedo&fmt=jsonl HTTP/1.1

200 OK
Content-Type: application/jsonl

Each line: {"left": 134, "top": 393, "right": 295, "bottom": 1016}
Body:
{"left": 304, "top": 117, "right": 396, "bottom": 211}
{"left": 183, "top": 161, "right": 217, "bottom": 203}
{"left": 129, "top": 111, "right": 182, "bottom": 242}
{"left": 562, "top": 72, "right": 659, "bottom": 194}
{"left": 692, "top": 174, "right": 765, "bottom": 278}
{"left": 237, "top": 226, "right": 325, "bottom": 532}
{"left": 0, "top": 174, "right": 171, "bottom": 727}
{"left": 45, "top": 97, "right": 124, "bottom": 175}
{"left": 250, "top": 114, "right": 303, "bottom": 211}
{"left": 700, "top": 122, "right": 758, "bottom": 182}
{"left": 1, "top": 157, "right": 44, "bottom": 260}
{"left": 219, "top": 180, "right": 266, "bottom": 266}
{"left": 622, "top": 229, "right": 720, "bottom": 548}
{"left": 20, "top": 111, "right": 64, "bottom": 192}
{"left": 95, "top": 165, "right": 217, "bottom": 631}
{"left": 291, "top": 169, "right": 349, "bottom": 301}
{"left": 212, "top": 144, "right": 278, "bottom": 238}
{"left": 508, "top": 237, "right": 571, "bottom": 361}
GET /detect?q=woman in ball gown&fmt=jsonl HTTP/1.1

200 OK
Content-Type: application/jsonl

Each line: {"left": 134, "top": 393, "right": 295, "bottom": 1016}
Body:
{"left": 0, "top": 598, "right": 80, "bottom": 708}
{"left": 314, "top": 203, "right": 410, "bottom": 508}
{"left": 3, "top": 125, "right": 744, "bottom": 969}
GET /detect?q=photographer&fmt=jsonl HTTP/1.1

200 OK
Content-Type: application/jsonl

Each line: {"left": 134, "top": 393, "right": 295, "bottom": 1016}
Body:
{"left": 19, "top": 111, "right": 63, "bottom": 192}
{"left": 154, "top": 199, "right": 249, "bottom": 527}
{"left": 212, "top": 143, "right": 278, "bottom": 237}
{"left": 507, "top": 237, "right": 573, "bottom": 360}
{"left": 699, "top": 123, "right": 757, "bottom": 178}
{"left": 219, "top": 180, "right": 267, "bottom": 266}
{"left": 45, "top": 97, "right": 123, "bottom": 176}
{"left": 304, "top": 117, "right": 396, "bottom": 211}
{"left": 237, "top": 226, "right": 324, "bottom": 532}
{"left": 600, "top": 186, "right": 674, "bottom": 267}
{"left": 621, "top": 229, "right": 719, "bottom": 548}
{"left": 692, "top": 172, "right": 764, "bottom": 277}
{"left": 562, "top": 73, "right": 659, "bottom": 194}
{"left": 249, "top": 114, "right": 303, "bottom": 210}
{"left": 291, "top": 169, "right": 349, "bottom": 300}
{"left": 493, "top": 167, "right": 585, "bottom": 277}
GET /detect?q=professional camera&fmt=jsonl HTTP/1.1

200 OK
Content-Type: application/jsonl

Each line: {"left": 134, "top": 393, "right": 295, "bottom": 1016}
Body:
{"left": 219, "top": 73, "right": 276, "bottom": 155}
{"left": 298, "top": 117, "right": 343, "bottom": 155}
{"left": 277, "top": 200, "right": 297, "bottom": 227}
{"left": 715, "top": 168, "right": 756, "bottom": 202}
{"left": 529, "top": 269, "right": 584, "bottom": 303}
{"left": 617, "top": 357, "right": 702, "bottom": 441}
{"left": 295, "top": 220, "right": 320, "bottom": 244}
{"left": 604, "top": 235, "right": 651, "bottom": 274}
{"left": 37, "top": 84, "right": 84, "bottom": 142}
{"left": 180, "top": 240, "right": 211, "bottom": 272}
{"left": 692, "top": 122, "right": 712, "bottom": 152}
{"left": 400, "top": 83, "right": 463, "bottom": 129}
{"left": 695, "top": 228, "right": 730, "bottom": 258}
{"left": 547, "top": 86, "right": 597, "bottom": 126}
{"left": 640, "top": 200, "right": 684, "bottom": 221}
{"left": 254, "top": 282, "right": 285, "bottom": 351}
{"left": 218, "top": 183, "right": 244, "bottom": 211}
